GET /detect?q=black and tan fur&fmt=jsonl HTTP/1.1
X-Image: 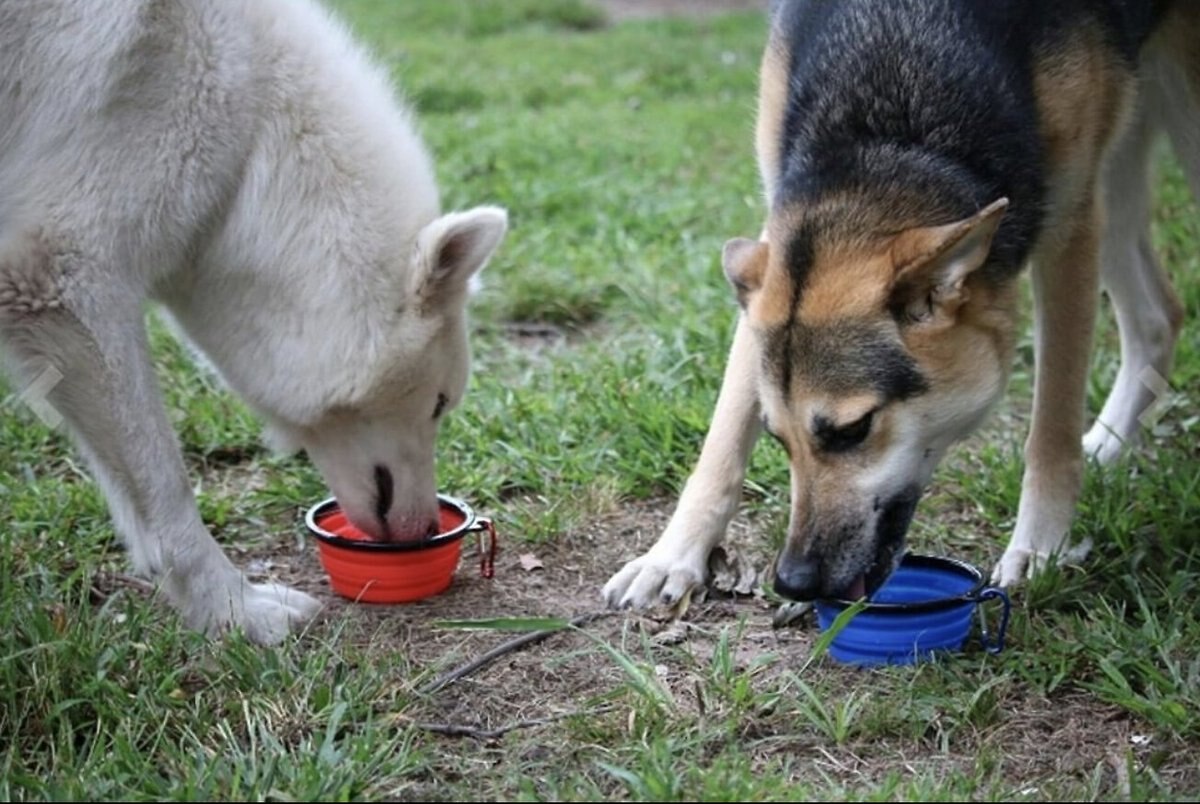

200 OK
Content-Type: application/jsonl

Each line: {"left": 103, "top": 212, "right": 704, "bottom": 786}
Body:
{"left": 605, "top": 0, "right": 1197, "bottom": 607}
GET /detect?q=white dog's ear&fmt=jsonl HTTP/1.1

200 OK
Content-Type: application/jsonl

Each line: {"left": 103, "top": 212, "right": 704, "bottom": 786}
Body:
{"left": 413, "top": 206, "right": 508, "bottom": 301}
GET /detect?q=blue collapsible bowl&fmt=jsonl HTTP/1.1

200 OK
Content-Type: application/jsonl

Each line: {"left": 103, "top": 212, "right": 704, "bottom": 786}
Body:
{"left": 813, "top": 553, "right": 1011, "bottom": 667}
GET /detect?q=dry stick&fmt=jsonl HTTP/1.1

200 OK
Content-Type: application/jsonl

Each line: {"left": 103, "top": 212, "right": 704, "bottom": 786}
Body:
{"left": 411, "top": 702, "right": 618, "bottom": 742}
{"left": 90, "top": 571, "right": 157, "bottom": 600}
{"left": 414, "top": 714, "right": 568, "bottom": 742}
{"left": 418, "top": 610, "right": 612, "bottom": 696}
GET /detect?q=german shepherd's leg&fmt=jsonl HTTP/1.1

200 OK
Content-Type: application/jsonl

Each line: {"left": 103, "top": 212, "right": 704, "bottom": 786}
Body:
{"left": 1157, "top": 4, "right": 1200, "bottom": 205}
{"left": 994, "top": 205, "right": 1102, "bottom": 586}
{"left": 603, "top": 312, "right": 762, "bottom": 610}
{"left": 0, "top": 233, "right": 322, "bottom": 643}
{"left": 1083, "top": 98, "right": 1184, "bottom": 465}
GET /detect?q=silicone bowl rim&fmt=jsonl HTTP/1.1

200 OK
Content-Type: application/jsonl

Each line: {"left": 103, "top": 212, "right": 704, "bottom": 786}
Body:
{"left": 304, "top": 494, "right": 480, "bottom": 552}
{"left": 815, "top": 553, "right": 987, "bottom": 613}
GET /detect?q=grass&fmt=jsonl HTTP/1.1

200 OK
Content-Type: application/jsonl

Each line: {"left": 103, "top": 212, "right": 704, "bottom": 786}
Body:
{"left": 3, "top": 0, "right": 1199, "bottom": 800}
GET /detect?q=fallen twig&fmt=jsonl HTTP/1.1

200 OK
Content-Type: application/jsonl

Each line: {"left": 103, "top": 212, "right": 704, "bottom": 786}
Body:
{"left": 90, "top": 570, "right": 157, "bottom": 602}
{"left": 413, "top": 716, "right": 562, "bottom": 741}
{"left": 418, "top": 610, "right": 612, "bottom": 696}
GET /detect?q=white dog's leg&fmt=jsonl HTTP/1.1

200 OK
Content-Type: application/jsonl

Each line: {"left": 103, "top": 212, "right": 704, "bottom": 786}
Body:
{"left": 1, "top": 248, "right": 320, "bottom": 644}
{"left": 1083, "top": 96, "right": 1184, "bottom": 465}
{"left": 603, "top": 312, "right": 762, "bottom": 610}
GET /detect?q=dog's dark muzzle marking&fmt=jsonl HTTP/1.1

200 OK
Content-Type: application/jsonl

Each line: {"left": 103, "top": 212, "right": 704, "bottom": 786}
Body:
{"left": 864, "top": 486, "right": 921, "bottom": 594}
{"left": 773, "top": 485, "right": 922, "bottom": 602}
{"left": 373, "top": 464, "right": 394, "bottom": 526}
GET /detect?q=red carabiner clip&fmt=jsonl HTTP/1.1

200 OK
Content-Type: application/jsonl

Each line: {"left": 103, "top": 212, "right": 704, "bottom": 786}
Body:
{"left": 476, "top": 518, "right": 497, "bottom": 579}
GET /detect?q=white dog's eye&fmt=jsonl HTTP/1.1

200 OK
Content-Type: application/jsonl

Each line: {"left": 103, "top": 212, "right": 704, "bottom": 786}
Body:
{"left": 433, "top": 392, "right": 449, "bottom": 419}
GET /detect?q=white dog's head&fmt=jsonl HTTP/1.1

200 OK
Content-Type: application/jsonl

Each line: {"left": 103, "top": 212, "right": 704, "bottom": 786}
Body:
{"left": 245, "top": 206, "right": 508, "bottom": 542}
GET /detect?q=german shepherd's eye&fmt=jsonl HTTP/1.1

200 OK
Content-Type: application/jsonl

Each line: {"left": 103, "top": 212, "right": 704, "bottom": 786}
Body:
{"left": 813, "top": 409, "right": 875, "bottom": 453}
{"left": 433, "top": 392, "right": 449, "bottom": 419}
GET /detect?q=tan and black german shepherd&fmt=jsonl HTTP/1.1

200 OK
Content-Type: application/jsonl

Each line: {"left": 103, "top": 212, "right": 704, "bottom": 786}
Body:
{"left": 605, "top": 0, "right": 1197, "bottom": 608}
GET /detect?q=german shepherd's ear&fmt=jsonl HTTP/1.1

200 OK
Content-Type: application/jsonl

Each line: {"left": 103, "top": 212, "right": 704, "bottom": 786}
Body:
{"left": 888, "top": 198, "right": 1008, "bottom": 325}
{"left": 722, "top": 237, "right": 769, "bottom": 308}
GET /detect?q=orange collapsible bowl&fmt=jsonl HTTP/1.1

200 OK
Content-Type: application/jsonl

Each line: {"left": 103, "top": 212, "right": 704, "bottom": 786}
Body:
{"left": 305, "top": 495, "right": 496, "bottom": 604}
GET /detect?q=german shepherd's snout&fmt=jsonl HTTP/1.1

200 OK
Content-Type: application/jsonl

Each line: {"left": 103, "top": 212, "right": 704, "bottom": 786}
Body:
{"left": 774, "top": 485, "right": 920, "bottom": 601}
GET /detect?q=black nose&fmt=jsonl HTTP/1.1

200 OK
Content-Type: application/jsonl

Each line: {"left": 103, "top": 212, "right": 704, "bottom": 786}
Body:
{"left": 773, "top": 555, "right": 822, "bottom": 601}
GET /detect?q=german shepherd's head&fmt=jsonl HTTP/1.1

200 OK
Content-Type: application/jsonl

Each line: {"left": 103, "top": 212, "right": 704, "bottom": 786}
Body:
{"left": 724, "top": 194, "right": 1017, "bottom": 601}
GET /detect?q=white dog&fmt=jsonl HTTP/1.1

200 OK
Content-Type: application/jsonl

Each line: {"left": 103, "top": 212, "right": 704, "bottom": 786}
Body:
{"left": 0, "top": 0, "right": 507, "bottom": 644}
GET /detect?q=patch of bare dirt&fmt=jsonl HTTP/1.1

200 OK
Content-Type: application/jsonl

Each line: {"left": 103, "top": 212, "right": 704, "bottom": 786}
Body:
{"left": 209, "top": 491, "right": 1200, "bottom": 799}
{"left": 259, "top": 495, "right": 802, "bottom": 699}
{"left": 89, "top": 529, "right": 1200, "bottom": 800}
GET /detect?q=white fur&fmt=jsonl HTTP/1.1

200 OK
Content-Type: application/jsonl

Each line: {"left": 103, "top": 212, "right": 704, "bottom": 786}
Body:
{"left": 0, "top": 0, "right": 507, "bottom": 643}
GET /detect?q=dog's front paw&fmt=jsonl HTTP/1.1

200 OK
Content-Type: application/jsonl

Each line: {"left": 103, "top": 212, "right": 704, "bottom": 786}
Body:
{"left": 991, "top": 538, "right": 1093, "bottom": 588}
{"left": 991, "top": 546, "right": 1040, "bottom": 587}
{"left": 238, "top": 582, "right": 324, "bottom": 645}
{"left": 602, "top": 547, "right": 708, "bottom": 611}
{"left": 187, "top": 577, "right": 323, "bottom": 646}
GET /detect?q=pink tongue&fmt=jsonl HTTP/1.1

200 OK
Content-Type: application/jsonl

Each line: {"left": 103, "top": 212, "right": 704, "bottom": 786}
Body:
{"left": 848, "top": 575, "right": 867, "bottom": 600}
